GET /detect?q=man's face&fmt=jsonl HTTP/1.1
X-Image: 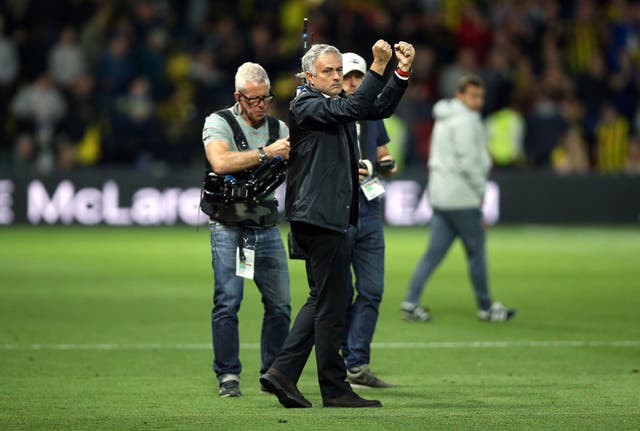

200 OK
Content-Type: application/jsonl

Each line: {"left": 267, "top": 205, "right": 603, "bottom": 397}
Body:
{"left": 235, "top": 80, "right": 271, "bottom": 126}
{"left": 457, "top": 85, "right": 484, "bottom": 112}
{"left": 342, "top": 71, "right": 364, "bottom": 95}
{"left": 306, "top": 52, "right": 343, "bottom": 97}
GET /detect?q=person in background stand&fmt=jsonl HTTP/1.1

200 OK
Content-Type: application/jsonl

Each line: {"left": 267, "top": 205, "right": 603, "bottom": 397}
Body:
{"left": 340, "top": 52, "right": 397, "bottom": 389}
{"left": 260, "top": 40, "right": 414, "bottom": 408}
{"left": 401, "top": 74, "right": 516, "bottom": 323}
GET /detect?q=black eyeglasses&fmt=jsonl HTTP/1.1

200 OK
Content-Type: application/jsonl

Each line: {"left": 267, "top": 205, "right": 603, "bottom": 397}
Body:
{"left": 238, "top": 91, "right": 274, "bottom": 106}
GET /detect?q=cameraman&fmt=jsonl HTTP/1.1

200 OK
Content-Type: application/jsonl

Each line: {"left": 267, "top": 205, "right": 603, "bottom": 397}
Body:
{"left": 201, "top": 62, "right": 291, "bottom": 398}
{"left": 340, "top": 52, "right": 397, "bottom": 389}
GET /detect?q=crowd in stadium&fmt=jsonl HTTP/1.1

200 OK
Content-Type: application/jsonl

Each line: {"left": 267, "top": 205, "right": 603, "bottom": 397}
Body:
{"left": 2, "top": 0, "right": 640, "bottom": 175}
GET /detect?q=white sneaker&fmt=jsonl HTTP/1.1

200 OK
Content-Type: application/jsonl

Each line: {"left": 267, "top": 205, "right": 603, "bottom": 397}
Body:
{"left": 218, "top": 374, "right": 241, "bottom": 397}
{"left": 400, "top": 301, "right": 431, "bottom": 321}
{"left": 347, "top": 364, "right": 396, "bottom": 388}
{"left": 477, "top": 302, "right": 516, "bottom": 322}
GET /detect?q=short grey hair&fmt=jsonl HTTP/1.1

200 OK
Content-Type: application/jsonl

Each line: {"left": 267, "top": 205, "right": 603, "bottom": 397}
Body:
{"left": 235, "top": 62, "right": 270, "bottom": 92}
{"left": 301, "top": 44, "right": 342, "bottom": 76}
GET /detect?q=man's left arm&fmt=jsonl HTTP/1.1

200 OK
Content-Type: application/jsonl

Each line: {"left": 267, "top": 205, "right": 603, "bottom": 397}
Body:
{"left": 368, "top": 41, "right": 415, "bottom": 120}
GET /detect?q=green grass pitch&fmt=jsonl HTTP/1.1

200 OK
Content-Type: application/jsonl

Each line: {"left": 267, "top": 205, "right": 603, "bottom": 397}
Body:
{"left": 1, "top": 225, "right": 639, "bottom": 430}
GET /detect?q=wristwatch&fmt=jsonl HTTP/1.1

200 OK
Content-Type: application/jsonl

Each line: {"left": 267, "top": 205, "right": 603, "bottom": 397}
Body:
{"left": 258, "top": 147, "right": 269, "bottom": 164}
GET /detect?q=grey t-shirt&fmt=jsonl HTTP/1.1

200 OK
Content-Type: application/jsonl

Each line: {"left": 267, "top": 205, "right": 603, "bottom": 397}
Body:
{"left": 202, "top": 104, "right": 288, "bottom": 150}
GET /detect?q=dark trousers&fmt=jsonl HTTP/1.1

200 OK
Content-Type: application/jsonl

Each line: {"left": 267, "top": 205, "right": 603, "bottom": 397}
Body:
{"left": 270, "top": 221, "right": 352, "bottom": 400}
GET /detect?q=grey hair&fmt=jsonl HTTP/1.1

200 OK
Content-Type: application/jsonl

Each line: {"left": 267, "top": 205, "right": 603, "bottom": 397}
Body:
{"left": 235, "top": 62, "right": 270, "bottom": 92}
{"left": 301, "top": 44, "right": 342, "bottom": 76}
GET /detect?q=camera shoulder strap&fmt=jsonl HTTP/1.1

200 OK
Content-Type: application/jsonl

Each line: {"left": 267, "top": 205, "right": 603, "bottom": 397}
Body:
{"left": 216, "top": 109, "right": 249, "bottom": 151}
{"left": 266, "top": 116, "right": 279, "bottom": 146}
{"left": 216, "top": 109, "right": 280, "bottom": 151}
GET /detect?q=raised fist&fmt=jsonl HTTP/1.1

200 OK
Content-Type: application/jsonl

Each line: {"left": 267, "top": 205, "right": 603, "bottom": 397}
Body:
{"left": 372, "top": 39, "right": 392, "bottom": 64}
{"left": 394, "top": 41, "right": 415, "bottom": 70}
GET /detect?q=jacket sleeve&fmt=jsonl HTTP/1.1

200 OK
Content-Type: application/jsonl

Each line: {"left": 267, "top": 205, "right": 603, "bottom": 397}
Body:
{"left": 453, "top": 115, "right": 487, "bottom": 198}
{"left": 366, "top": 73, "right": 409, "bottom": 120}
{"left": 292, "top": 71, "right": 385, "bottom": 127}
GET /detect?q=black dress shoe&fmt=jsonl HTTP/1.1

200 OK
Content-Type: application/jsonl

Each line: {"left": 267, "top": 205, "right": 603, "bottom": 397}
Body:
{"left": 323, "top": 392, "right": 382, "bottom": 408}
{"left": 259, "top": 368, "right": 312, "bottom": 408}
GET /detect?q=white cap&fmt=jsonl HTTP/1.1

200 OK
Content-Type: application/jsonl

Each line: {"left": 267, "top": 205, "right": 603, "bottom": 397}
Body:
{"left": 342, "top": 52, "right": 367, "bottom": 76}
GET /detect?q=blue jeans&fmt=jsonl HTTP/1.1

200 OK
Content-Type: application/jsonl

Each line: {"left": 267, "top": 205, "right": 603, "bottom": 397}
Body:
{"left": 209, "top": 223, "right": 291, "bottom": 382}
{"left": 405, "top": 208, "right": 492, "bottom": 310}
{"left": 343, "top": 214, "right": 385, "bottom": 369}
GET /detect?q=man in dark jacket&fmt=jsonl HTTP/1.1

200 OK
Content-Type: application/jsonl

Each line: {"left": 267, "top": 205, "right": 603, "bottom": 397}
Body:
{"left": 260, "top": 39, "right": 414, "bottom": 408}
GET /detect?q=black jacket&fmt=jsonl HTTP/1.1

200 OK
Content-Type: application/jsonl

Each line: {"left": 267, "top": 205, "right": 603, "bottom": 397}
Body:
{"left": 285, "top": 70, "right": 407, "bottom": 232}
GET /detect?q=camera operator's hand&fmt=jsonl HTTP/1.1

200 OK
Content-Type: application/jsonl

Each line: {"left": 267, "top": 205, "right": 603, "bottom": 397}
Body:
{"left": 378, "top": 154, "right": 398, "bottom": 177}
{"left": 394, "top": 41, "right": 415, "bottom": 72}
{"left": 358, "top": 160, "right": 370, "bottom": 183}
{"left": 371, "top": 39, "right": 392, "bottom": 75}
{"left": 266, "top": 136, "right": 291, "bottom": 160}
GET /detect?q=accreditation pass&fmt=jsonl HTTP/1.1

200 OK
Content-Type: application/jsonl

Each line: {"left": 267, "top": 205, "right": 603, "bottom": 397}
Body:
{"left": 360, "top": 177, "right": 385, "bottom": 201}
{"left": 236, "top": 246, "right": 255, "bottom": 280}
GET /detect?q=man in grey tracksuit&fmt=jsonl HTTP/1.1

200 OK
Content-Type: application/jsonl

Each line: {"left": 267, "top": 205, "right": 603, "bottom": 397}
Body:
{"left": 401, "top": 74, "right": 516, "bottom": 322}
